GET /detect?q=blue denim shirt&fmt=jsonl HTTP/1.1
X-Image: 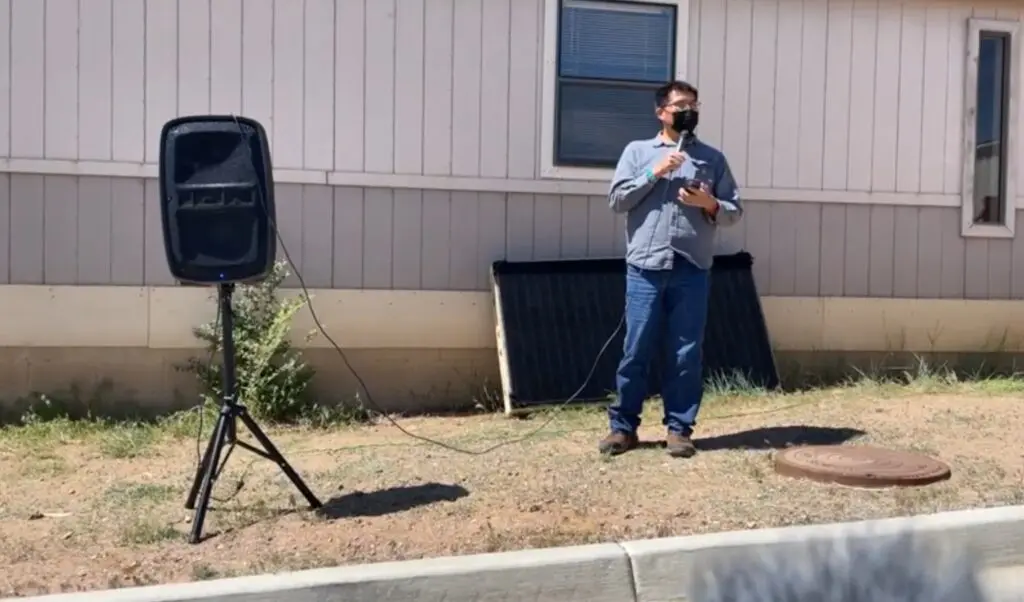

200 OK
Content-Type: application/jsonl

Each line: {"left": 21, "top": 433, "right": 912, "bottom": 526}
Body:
{"left": 609, "top": 134, "right": 743, "bottom": 271}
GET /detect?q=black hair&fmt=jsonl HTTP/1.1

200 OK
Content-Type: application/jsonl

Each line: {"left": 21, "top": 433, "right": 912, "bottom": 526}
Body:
{"left": 654, "top": 80, "right": 699, "bottom": 107}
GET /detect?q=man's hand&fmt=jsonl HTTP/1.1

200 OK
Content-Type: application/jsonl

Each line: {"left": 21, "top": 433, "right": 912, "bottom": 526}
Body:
{"left": 678, "top": 182, "right": 719, "bottom": 213}
{"left": 653, "top": 151, "right": 685, "bottom": 179}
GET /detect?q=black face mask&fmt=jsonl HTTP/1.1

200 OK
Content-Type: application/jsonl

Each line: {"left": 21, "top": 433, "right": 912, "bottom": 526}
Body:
{"left": 672, "top": 108, "right": 699, "bottom": 135}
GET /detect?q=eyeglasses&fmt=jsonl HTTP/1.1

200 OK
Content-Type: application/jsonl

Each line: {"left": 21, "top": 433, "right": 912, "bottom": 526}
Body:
{"left": 663, "top": 101, "right": 700, "bottom": 111}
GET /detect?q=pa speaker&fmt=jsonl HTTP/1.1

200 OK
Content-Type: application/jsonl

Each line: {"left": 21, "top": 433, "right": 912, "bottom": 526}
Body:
{"left": 158, "top": 115, "right": 276, "bottom": 285}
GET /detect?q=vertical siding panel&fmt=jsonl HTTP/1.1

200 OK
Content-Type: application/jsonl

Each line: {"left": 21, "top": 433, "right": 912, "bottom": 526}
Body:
{"left": 721, "top": 0, "right": 752, "bottom": 182}
{"left": 304, "top": 0, "right": 336, "bottom": 171}
{"left": 334, "top": 0, "right": 365, "bottom": 171}
{"left": 742, "top": 202, "right": 771, "bottom": 293}
{"left": 111, "top": 0, "right": 145, "bottom": 162}
{"left": 895, "top": 4, "right": 925, "bottom": 193}
{"left": 586, "top": 196, "right": 616, "bottom": 257}
{"left": 843, "top": 205, "right": 870, "bottom": 296}
{"left": 477, "top": 192, "right": 508, "bottom": 289}
{"left": 915, "top": 207, "right": 943, "bottom": 298}
{"left": 532, "top": 195, "right": 562, "bottom": 260}
{"left": 480, "top": 0, "right": 511, "bottom": 178}
{"left": 612, "top": 213, "right": 627, "bottom": 256}
{"left": 362, "top": 189, "right": 394, "bottom": 288}
{"left": 797, "top": 0, "right": 827, "bottom": 189}
{"left": 42, "top": 176, "right": 78, "bottom": 284}
{"left": 177, "top": 0, "right": 210, "bottom": 115}
{"left": 560, "top": 196, "right": 589, "bottom": 259}
{"left": 448, "top": 192, "right": 480, "bottom": 289}
{"left": 421, "top": 191, "right": 452, "bottom": 288}
{"left": 687, "top": 0, "right": 701, "bottom": 78}
{"left": 943, "top": 5, "right": 969, "bottom": 195}
{"left": 0, "top": 175, "right": 8, "bottom": 283}
{"left": 300, "top": 184, "right": 335, "bottom": 288}
{"left": 771, "top": 0, "right": 801, "bottom": 188}
{"left": 391, "top": 189, "right": 424, "bottom": 289}
{"left": 986, "top": 241, "right": 1012, "bottom": 300}
{"left": 143, "top": 179, "right": 173, "bottom": 285}
{"left": 891, "top": 206, "right": 919, "bottom": 298}
{"left": 109, "top": 178, "right": 145, "bottom": 285}
{"left": 272, "top": 0, "right": 305, "bottom": 168}
{"left": 451, "top": 0, "right": 483, "bottom": 176}
{"left": 363, "top": 0, "right": 397, "bottom": 173}
{"left": 822, "top": 0, "right": 852, "bottom": 190}
{"left": 696, "top": 0, "right": 726, "bottom": 146}
{"left": 745, "top": 0, "right": 777, "bottom": 189}
{"left": 331, "top": 187, "right": 365, "bottom": 288}
{"left": 866, "top": 205, "right": 894, "bottom": 296}
{"left": 76, "top": 177, "right": 113, "bottom": 284}
{"left": 963, "top": 240, "right": 988, "bottom": 299}
{"left": 871, "top": 2, "right": 900, "bottom": 192}
{"left": 938, "top": 208, "right": 964, "bottom": 298}
{"left": 275, "top": 184, "right": 305, "bottom": 287}
{"left": 209, "top": 0, "right": 243, "bottom": 114}
{"left": 792, "top": 205, "right": 821, "bottom": 296}
{"left": 767, "top": 203, "right": 797, "bottom": 295}
{"left": 918, "top": 6, "right": 949, "bottom": 194}
{"left": 715, "top": 211, "right": 746, "bottom": 255}
{"left": 9, "top": 175, "right": 44, "bottom": 283}
{"left": 0, "top": 0, "right": 8, "bottom": 158}
{"left": 242, "top": 0, "right": 274, "bottom": 149}
{"left": 818, "top": 205, "right": 846, "bottom": 295}
{"left": 506, "top": 0, "right": 540, "bottom": 179}
{"left": 423, "top": 0, "right": 454, "bottom": 176}
{"left": 1012, "top": 211, "right": 1024, "bottom": 298}
{"left": 505, "top": 194, "right": 535, "bottom": 261}
{"left": 394, "top": 0, "right": 425, "bottom": 174}
{"left": 846, "top": 0, "right": 876, "bottom": 191}
{"left": 44, "top": 0, "right": 78, "bottom": 159}
{"left": 78, "top": 0, "right": 113, "bottom": 160}
{"left": 10, "top": 0, "right": 45, "bottom": 157}
{"left": 145, "top": 0, "right": 178, "bottom": 164}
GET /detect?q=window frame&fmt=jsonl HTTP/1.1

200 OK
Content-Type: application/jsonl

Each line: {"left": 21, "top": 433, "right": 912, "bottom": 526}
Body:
{"left": 961, "top": 18, "right": 1020, "bottom": 239}
{"left": 539, "top": 0, "right": 690, "bottom": 181}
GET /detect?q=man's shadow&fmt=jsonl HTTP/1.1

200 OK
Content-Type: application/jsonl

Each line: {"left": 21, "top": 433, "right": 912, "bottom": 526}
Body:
{"left": 637, "top": 425, "right": 865, "bottom": 451}
{"left": 317, "top": 482, "right": 469, "bottom": 520}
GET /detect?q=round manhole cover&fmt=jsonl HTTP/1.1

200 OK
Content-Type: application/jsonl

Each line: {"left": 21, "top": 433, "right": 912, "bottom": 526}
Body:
{"left": 774, "top": 445, "right": 951, "bottom": 488}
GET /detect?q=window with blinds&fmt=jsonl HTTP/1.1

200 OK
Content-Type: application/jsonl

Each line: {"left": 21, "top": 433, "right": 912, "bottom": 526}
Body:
{"left": 555, "top": 0, "right": 677, "bottom": 167}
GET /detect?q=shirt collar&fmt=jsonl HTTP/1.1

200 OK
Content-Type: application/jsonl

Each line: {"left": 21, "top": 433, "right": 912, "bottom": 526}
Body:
{"left": 650, "top": 132, "right": 699, "bottom": 148}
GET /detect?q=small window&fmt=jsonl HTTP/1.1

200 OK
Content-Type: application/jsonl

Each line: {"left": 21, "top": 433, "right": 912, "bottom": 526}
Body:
{"left": 962, "top": 18, "right": 1018, "bottom": 238}
{"left": 555, "top": 0, "right": 677, "bottom": 168}
{"left": 972, "top": 31, "right": 1011, "bottom": 225}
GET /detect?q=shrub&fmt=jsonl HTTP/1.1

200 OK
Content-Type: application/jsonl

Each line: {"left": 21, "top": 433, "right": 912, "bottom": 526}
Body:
{"left": 182, "top": 261, "right": 317, "bottom": 423}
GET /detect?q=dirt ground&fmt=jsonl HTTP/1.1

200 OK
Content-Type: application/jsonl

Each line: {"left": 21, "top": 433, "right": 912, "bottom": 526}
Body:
{"left": 1, "top": 388, "right": 1023, "bottom": 596}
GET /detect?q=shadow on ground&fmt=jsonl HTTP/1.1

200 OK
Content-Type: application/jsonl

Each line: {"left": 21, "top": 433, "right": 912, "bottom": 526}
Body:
{"left": 695, "top": 425, "right": 866, "bottom": 451}
{"left": 317, "top": 483, "right": 470, "bottom": 520}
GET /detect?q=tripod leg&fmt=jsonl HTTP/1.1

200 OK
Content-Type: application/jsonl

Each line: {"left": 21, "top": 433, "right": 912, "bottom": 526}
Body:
{"left": 238, "top": 411, "right": 322, "bottom": 509}
{"left": 185, "top": 414, "right": 221, "bottom": 510}
{"left": 189, "top": 410, "right": 232, "bottom": 544}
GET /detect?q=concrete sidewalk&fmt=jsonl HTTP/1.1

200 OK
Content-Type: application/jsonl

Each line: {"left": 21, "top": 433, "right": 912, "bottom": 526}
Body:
{"left": 7, "top": 505, "right": 1024, "bottom": 602}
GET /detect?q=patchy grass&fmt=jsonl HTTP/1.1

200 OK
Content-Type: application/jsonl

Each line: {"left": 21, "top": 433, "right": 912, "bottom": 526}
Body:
{"left": 1, "top": 365, "right": 1024, "bottom": 596}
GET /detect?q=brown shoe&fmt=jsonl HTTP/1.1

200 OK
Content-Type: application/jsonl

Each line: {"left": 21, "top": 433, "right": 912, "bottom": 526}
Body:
{"left": 598, "top": 431, "right": 639, "bottom": 456}
{"left": 666, "top": 431, "right": 696, "bottom": 458}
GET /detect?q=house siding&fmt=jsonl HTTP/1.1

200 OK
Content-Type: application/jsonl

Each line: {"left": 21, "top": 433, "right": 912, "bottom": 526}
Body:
{"left": 3, "top": 173, "right": 1024, "bottom": 298}
{"left": 1, "top": 0, "right": 1024, "bottom": 298}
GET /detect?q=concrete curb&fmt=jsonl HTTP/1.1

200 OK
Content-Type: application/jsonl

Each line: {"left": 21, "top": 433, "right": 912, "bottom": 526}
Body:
{"left": 8, "top": 505, "right": 1024, "bottom": 602}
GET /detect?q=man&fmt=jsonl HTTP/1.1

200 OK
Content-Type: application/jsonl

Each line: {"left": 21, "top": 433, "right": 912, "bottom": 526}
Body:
{"left": 600, "top": 80, "right": 743, "bottom": 458}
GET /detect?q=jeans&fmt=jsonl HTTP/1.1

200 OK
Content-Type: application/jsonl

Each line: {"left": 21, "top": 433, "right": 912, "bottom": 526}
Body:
{"left": 609, "top": 257, "right": 711, "bottom": 436}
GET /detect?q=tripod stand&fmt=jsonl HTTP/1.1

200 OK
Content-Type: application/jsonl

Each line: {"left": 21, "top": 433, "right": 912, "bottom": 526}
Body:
{"left": 184, "top": 283, "right": 322, "bottom": 544}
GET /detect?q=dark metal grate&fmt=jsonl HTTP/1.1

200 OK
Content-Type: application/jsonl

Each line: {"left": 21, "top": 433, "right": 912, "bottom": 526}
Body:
{"left": 491, "top": 253, "right": 779, "bottom": 409}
